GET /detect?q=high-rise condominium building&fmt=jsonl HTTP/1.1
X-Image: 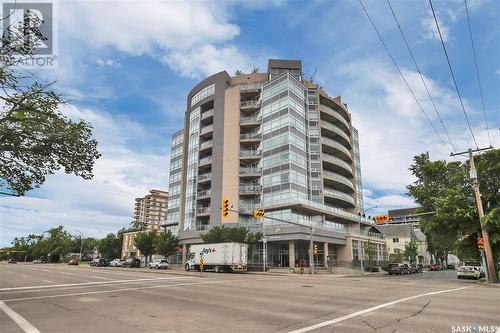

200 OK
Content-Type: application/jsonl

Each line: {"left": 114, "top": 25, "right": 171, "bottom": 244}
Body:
{"left": 167, "top": 59, "right": 386, "bottom": 269}
{"left": 132, "top": 189, "right": 169, "bottom": 231}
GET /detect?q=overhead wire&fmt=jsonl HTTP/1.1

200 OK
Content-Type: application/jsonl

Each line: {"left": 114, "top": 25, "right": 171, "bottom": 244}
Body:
{"left": 428, "top": 0, "right": 479, "bottom": 149}
{"left": 357, "top": 0, "right": 450, "bottom": 150}
{"left": 464, "top": 0, "right": 492, "bottom": 147}
{"left": 386, "top": 0, "right": 456, "bottom": 153}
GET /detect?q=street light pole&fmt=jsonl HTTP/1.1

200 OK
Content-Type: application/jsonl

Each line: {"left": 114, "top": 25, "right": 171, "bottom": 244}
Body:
{"left": 358, "top": 206, "right": 377, "bottom": 273}
{"left": 75, "top": 230, "right": 83, "bottom": 262}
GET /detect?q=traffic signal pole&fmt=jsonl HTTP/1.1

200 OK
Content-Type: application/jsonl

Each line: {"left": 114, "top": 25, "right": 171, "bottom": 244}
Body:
{"left": 451, "top": 146, "right": 498, "bottom": 283}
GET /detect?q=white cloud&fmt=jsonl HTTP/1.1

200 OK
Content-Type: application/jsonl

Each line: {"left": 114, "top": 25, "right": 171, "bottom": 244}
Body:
{"left": 0, "top": 105, "right": 169, "bottom": 246}
{"left": 59, "top": 1, "right": 251, "bottom": 78}
{"left": 495, "top": 69, "right": 500, "bottom": 75}
{"left": 95, "top": 58, "right": 121, "bottom": 68}
{"left": 421, "top": 10, "right": 449, "bottom": 42}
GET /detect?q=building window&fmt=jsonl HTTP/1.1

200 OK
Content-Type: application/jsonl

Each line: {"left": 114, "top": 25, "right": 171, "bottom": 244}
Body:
{"left": 190, "top": 84, "right": 215, "bottom": 107}
{"left": 393, "top": 238, "right": 399, "bottom": 243}
{"left": 352, "top": 240, "right": 359, "bottom": 261}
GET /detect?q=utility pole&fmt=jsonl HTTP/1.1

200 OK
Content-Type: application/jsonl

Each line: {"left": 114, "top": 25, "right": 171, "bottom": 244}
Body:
{"left": 451, "top": 146, "right": 498, "bottom": 283}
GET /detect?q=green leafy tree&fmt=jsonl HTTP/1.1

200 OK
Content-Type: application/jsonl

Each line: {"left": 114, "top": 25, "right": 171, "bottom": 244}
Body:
{"left": 97, "top": 233, "right": 121, "bottom": 259}
{"left": 363, "top": 240, "right": 375, "bottom": 273}
{"left": 134, "top": 231, "right": 157, "bottom": 265}
{"left": 407, "top": 151, "right": 500, "bottom": 263}
{"left": 0, "top": 10, "right": 100, "bottom": 195}
{"left": 154, "top": 230, "right": 179, "bottom": 259}
{"left": 246, "top": 231, "right": 263, "bottom": 262}
{"left": 404, "top": 239, "right": 418, "bottom": 264}
{"left": 391, "top": 249, "right": 405, "bottom": 263}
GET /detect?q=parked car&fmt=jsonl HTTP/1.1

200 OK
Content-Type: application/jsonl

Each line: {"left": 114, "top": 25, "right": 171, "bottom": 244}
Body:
{"left": 411, "top": 264, "right": 423, "bottom": 273}
{"left": 7, "top": 258, "right": 17, "bottom": 264}
{"left": 109, "top": 259, "right": 126, "bottom": 267}
{"left": 68, "top": 259, "right": 79, "bottom": 266}
{"left": 33, "top": 258, "right": 47, "bottom": 264}
{"left": 457, "top": 266, "right": 480, "bottom": 279}
{"left": 403, "top": 264, "right": 415, "bottom": 274}
{"left": 90, "top": 258, "right": 109, "bottom": 267}
{"left": 446, "top": 264, "right": 455, "bottom": 270}
{"left": 149, "top": 259, "right": 169, "bottom": 269}
{"left": 123, "top": 258, "right": 141, "bottom": 268}
{"left": 429, "top": 264, "right": 443, "bottom": 271}
{"left": 388, "top": 263, "right": 409, "bottom": 275}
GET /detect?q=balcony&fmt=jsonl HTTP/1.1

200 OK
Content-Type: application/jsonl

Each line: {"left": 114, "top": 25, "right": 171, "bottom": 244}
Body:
{"left": 322, "top": 153, "right": 353, "bottom": 178}
{"left": 196, "top": 206, "right": 210, "bottom": 216}
{"left": 200, "top": 109, "right": 214, "bottom": 122}
{"left": 240, "top": 167, "right": 262, "bottom": 178}
{"left": 320, "top": 121, "right": 351, "bottom": 149}
{"left": 198, "top": 156, "right": 212, "bottom": 168}
{"left": 199, "top": 140, "right": 213, "bottom": 153}
{"left": 239, "top": 185, "right": 262, "bottom": 195}
{"left": 200, "top": 124, "right": 213, "bottom": 138}
{"left": 197, "top": 190, "right": 211, "bottom": 200}
{"left": 321, "top": 137, "right": 352, "bottom": 162}
{"left": 320, "top": 104, "right": 350, "bottom": 135}
{"left": 240, "top": 115, "right": 261, "bottom": 128}
{"left": 198, "top": 172, "right": 211, "bottom": 183}
{"left": 324, "top": 187, "right": 356, "bottom": 208}
{"left": 240, "top": 131, "right": 262, "bottom": 143}
{"left": 240, "top": 149, "right": 262, "bottom": 160}
{"left": 239, "top": 83, "right": 262, "bottom": 93}
{"left": 323, "top": 170, "right": 355, "bottom": 193}
{"left": 240, "top": 100, "right": 262, "bottom": 110}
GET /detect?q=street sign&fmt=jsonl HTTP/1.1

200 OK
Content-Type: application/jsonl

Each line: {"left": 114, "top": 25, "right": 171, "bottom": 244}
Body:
{"left": 375, "top": 215, "right": 389, "bottom": 223}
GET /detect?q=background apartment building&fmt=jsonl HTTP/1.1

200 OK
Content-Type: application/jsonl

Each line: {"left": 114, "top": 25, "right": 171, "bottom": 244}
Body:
{"left": 167, "top": 59, "right": 386, "bottom": 269}
{"left": 123, "top": 189, "right": 169, "bottom": 258}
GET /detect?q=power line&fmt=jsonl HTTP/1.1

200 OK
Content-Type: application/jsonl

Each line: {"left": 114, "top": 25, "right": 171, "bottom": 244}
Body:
{"left": 464, "top": 0, "right": 492, "bottom": 147}
{"left": 428, "top": 0, "right": 479, "bottom": 149}
{"left": 386, "top": 0, "right": 456, "bottom": 153}
{"left": 357, "top": 0, "right": 450, "bottom": 150}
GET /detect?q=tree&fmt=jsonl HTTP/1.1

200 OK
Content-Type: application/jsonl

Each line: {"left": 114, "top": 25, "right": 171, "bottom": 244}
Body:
{"left": 234, "top": 70, "right": 243, "bottom": 75}
{"left": 251, "top": 66, "right": 259, "bottom": 73}
{"left": 363, "top": 240, "right": 375, "bottom": 274}
{"left": 404, "top": 239, "right": 418, "bottom": 264}
{"left": 0, "top": 10, "right": 100, "bottom": 195}
{"left": 391, "top": 249, "right": 405, "bottom": 263}
{"left": 201, "top": 226, "right": 249, "bottom": 243}
{"left": 154, "top": 230, "right": 179, "bottom": 259}
{"left": 246, "top": 231, "right": 263, "bottom": 262}
{"left": 408, "top": 150, "right": 500, "bottom": 263}
{"left": 97, "top": 233, "right": 121, "bottom": 259}
{"left": 134, "top": 231, "right": 157, "bottom": 265}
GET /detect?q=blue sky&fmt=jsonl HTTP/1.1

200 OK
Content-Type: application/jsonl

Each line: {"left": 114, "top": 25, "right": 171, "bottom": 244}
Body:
{"left": 1, "top": 0, "right": 499, "bottom": 246}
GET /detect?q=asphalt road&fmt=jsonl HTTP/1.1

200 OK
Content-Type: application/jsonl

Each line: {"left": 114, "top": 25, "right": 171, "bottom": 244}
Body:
{"left": 0, "top": 263, "right": 498, "bottom": 333}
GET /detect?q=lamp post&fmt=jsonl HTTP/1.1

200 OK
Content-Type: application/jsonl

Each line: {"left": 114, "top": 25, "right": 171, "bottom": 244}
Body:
{"left": 75, "top": 230, "right": 83, "bottom": 262}
{"left": 358, "top": 206, "right": 378, "bottom": 273}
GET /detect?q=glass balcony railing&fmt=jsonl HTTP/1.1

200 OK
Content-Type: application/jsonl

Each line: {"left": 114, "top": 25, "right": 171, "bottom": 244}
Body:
{"left": 322, "top": 170, "right": 354, "bottom": 189}
{"left": 320, "top": 120, "right": 351, "bottom": 146}
{"left": 323, "top": 188, "right": 355, "bottom": 205}
{"left": 240, "top": 150, "right": 262, "bottom": 157}
{"left": 199, "top": 140, "right": 213, "bottom": 150}
{"left": 198, "top": 173, "right": 211, "bottom": 181}
{"left": 200, "top": 125, "right": 213, "bottom": 135}
{"left": 239, "top": 185, "right": 262, "bottom": 193}
{"left": 240, "top": 167, "right": 262, "bottom": 175}
{"left": 240, "top": 115, "right": 262, "bottom": 123}
{"left": 199, "top": 156, "right": 212, "bottom": 165}
{"left": 200, "top": 109, "right": 214, "bottom": 120}
{"left": 197, "top": 190, "right": 211, "bottom": 198}
{"left": 323, "top": 154, "right": 353, "bottom": 175}
{"left": 239, "top": 83, "right": 263, "bottom": 91}
{"left": 240, "top": 132, "right": 262, "bottom": 140}
{"left": 196, "top": 206, "right": 210, "bottom": 214}
{"left": 240, "top": 100, "right": 262, "bottom": 109}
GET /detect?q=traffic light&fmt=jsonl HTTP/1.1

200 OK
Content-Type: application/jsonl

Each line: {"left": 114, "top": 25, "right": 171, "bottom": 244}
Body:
{"left": 477, "top": 237, "right": 485, "bottom": 252}
{"left": 222, "top": 197, "right": 229, "bottom": 218}
{"left": 253, "top": 209, "right": 264, "bottom": 219}
{"left": 313, "top": 244, "right": 318, "bottom": 255}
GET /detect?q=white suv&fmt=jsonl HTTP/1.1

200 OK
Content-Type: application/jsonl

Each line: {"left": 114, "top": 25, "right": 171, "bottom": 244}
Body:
{"left": 457, "top": 266, "right": 480, "bottom": 279}
{"left": 149, "top": 259, "right": 169, "bottom": 269}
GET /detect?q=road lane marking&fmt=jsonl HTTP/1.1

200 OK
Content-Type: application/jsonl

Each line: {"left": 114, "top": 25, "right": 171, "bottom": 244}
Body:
{"left": 40, "top": 280, "right": 54, "bottom": 283}
{"left": 2, "top": 277, "right": 271, "bottom": 302}
{"left": 0, "top": 301, "right": 40, "bottom": 333}
{"left": 287, "top": 286, "right": 474, "bottom": 333}
{"left": 0, "top": 276, "right": 193, "bottom": 292}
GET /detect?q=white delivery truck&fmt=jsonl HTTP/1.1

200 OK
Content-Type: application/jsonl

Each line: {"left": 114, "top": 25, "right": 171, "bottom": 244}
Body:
{"left": 185, "top": 242, "right": 248, "bottom": 273}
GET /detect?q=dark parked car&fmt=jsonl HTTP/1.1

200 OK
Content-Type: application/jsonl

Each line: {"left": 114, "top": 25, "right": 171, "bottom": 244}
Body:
{"left": 446, "top": 264, "right": 455, "bottom": 270}
{"left": 410, "top": 264, "right": 422, "bottom": 273}
{"left": 123, "top": 258, "right": 141, "bottom": 268}
{"left": 7, "top": 258, "right": 17, "bottom": 264}
{"left": 403, "top": 264, "right": 415, "bottom": 274}
{"left": 388, "top": 263, "right": 409, "bottom": 275}
{"left": 90, "top": 258, "right": 109, "bottom": 267}
{"left": 430, "top": 263, "right": 443, "bottom": 271}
